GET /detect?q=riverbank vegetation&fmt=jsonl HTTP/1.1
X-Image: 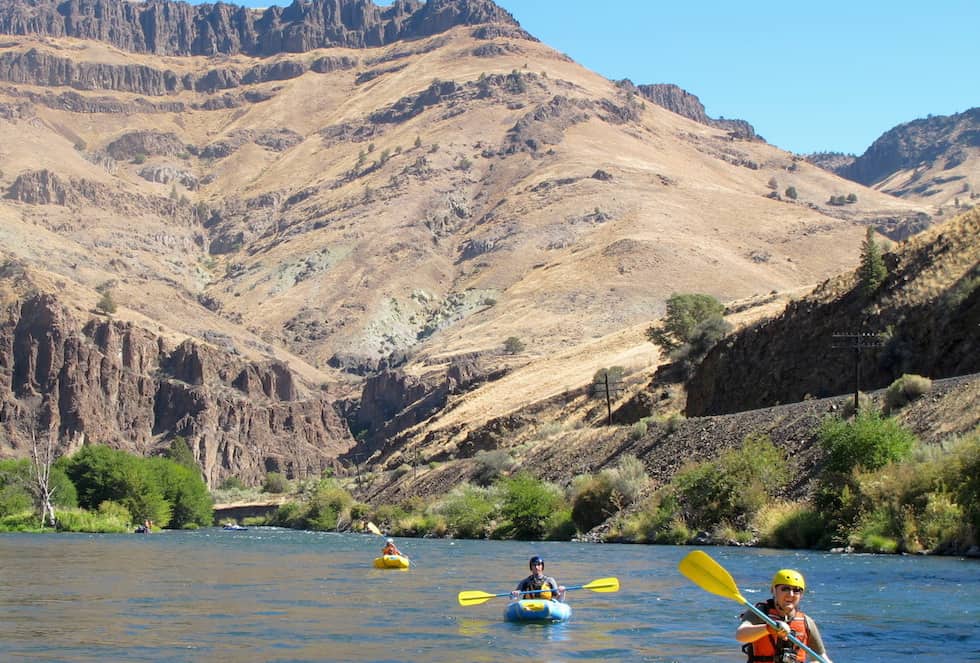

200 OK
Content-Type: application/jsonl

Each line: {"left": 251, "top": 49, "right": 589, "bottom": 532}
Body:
{"left": 2, "top": 380, "right": 977, "bottom": 556}
{"left": 0, "top": 439, "right": 212, "bottom": 533}
{"left": 247, "top": 395, "right": 978, "bottom": 555}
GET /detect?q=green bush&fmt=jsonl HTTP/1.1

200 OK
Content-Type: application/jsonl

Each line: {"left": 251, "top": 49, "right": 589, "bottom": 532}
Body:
{"left": 819, "top": 411, "right": 915, "bottom": 473}
{"left": 570, "top": 455, "right": 649, "bottom": 533}
{"left": 571, "top": 475, "right": 616, "bottom": 532}
{"left": 498, "top": 472, "right": 565, "bottom": 540}
{"left": 472, "top": 450, "right": 514, "bottom": 487}
{"left": 62, "top": 444, "right": 170, "bottom": 526}
{"left": 219, "top": 476, "right": 245, "bottom": 490}
{"left": 147, "top": 457, "right": 213, "bottom": 528}
{"left": 672, "top": 434, "right": 786, "bottom": 531}
{"left": 56, "top": 506, "right": 130, "bottom": 533}
{"left": 884, "top": 374, "right": 932, "bottom": 413}
{"left": 503, "top": 336, "right": 525, "bottom": 354}
{"left": 436, "top": 483, "right": 497, "bottom": 539}
{"left": 759, "top": 506, "right": 826, "bottom": 549}
{"left": 263, "top": 472, "right": 289, "bottom": 494}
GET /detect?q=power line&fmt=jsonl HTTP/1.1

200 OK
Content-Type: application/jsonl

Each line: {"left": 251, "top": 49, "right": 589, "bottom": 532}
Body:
{"left": 831, "top": 332, "right": 884, "bottom": 412}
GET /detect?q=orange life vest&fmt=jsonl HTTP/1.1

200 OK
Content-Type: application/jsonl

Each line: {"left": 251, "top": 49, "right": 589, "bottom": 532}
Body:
{"left": 742, "top": 600, "right": 809, "bottom": 663}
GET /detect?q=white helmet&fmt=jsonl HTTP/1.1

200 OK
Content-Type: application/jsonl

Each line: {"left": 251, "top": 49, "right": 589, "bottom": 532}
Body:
{"left": 386, "top": 538, "right": 394, "bottom": 544}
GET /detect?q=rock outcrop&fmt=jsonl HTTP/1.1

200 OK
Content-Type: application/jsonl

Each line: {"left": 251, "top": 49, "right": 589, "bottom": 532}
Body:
{"left": 0, "top": 0, "right": 528, "bottom": 57}
{"left": 0, "top": 293, "right": 354, "bottom": 486}
{"left": 634, "top": 82, "right": 760, "bottom": 141}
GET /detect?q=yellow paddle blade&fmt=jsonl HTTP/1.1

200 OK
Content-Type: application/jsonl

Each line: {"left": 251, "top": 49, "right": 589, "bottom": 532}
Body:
{"left": 457, "top": 590, "right": 499, "bottom": 606}
{"left": 367, "top": 521, "right": 382, "bottom": 537}
{"left": 581, "top": 577, "right": 620, "bottom": 593}
{"left": 678, "top": 550, "right": 746, "bottom": 604}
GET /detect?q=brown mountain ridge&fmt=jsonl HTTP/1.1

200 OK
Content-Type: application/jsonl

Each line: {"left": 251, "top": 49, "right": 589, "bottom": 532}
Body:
{"left": 0, "top": 0, "right": 967, "bottom": 495}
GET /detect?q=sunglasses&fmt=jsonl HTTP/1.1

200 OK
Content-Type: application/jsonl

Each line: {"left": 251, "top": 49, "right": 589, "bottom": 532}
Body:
{"left": 776, "top": 585, "right": 804, "bottom": 594}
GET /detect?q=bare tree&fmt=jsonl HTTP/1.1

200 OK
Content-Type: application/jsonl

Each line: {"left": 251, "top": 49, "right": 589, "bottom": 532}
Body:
{"left": 29, "top": 430, "right": 58, "bottom": 528}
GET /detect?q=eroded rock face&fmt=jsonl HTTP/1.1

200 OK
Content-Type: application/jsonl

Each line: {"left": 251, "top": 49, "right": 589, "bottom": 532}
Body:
{"left": 0, "top": 0, "right": 526, "bottom": 57}
{"left": 0, "top": 294, "right": 353, "bottom": 486}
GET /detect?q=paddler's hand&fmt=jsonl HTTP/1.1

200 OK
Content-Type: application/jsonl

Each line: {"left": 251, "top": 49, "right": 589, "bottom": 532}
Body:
{"left": 510, "top": 590, "right": 519, "bottom": 599}
{"left": 767, "top": 620, "right": 790, "bottom": 639}
{"left": 557, "top": 586, "right": 566, "bottom": 601}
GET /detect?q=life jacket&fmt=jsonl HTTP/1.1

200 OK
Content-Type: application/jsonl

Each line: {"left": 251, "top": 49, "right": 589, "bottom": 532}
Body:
{"left": 382, "top": 544, "right": 400, "bottom": 556}
{"left": 742, "top": 600, "right": 809, "bottom": 663}
{"left": 521, "top": 574, "right": 556, "bottom": 600}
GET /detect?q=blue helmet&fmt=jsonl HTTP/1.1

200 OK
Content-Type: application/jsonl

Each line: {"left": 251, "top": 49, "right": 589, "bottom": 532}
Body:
{"left": 529, "top": 555, "right": 544, "bottom": 570}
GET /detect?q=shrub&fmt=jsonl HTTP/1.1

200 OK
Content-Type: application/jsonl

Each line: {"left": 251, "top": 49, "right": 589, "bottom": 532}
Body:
{"left": 262, "top": 472, "right": 289, "bottom": 494}
{"left": 220, "top": 476, "right": 245, "bottom": 490}
{"left": 571, "top": 475, "right": 616, "bottom": 532}
{"left": 785, "top": 186, "right": 798, "bottom": 200}
{"left": 756, "top": 502, "right": 826, "bottom": 549}
{"left": 672, "top": 433, "right": 786, "bottom": 531}
{"left": 436, "top": 483, "right": 497, "bottom": 539}
{"left": 473, "top": 450, "right": 515, "bottom": 487}
{"left": 503, "top": 336, "right": 525, "bottom": 354}
{"left": 96, "top": 290, "right": 117, "bottom": 315}
{"left": 819, "top": 411, "right": 915, "bottom": 473}
{"left": 884, "top": 374, "right": 932, "bottom": 413}
{"left": 630, "top": 419, "right": 648, "bottom": 439}
{"left": 498, "top": 472, "right": 565, "bottom": 540}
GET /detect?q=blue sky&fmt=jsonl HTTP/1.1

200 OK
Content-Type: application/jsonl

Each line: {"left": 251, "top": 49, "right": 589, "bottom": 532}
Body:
{"left": 223, "top": 0, "right": 979, "bottom": 156}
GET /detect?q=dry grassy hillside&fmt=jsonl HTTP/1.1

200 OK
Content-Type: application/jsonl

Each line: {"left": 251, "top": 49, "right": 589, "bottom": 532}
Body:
{"left": 0, "top": 28, "right": 924, "bottom": 379}
{"left": 0, "top": 13, "right": 948, "bottom": 484}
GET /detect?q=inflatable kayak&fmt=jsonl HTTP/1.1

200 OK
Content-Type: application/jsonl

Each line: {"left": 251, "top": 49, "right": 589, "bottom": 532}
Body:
{"left": 373, "top": 554, "right": 410, "bottom": 569}
{"left": 504, "top": 599, "right": 571, "bottom": 623}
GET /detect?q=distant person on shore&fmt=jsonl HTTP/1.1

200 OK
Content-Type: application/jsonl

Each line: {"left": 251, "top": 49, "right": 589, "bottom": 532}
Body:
{"left": 382, "top": 537, "right": 406, "bottom": 558}
{"left": 511, "top": 555, "right": 565, "bottom": 602}
{"left": 736, "top": 568, "right": 832, "bottom": 662}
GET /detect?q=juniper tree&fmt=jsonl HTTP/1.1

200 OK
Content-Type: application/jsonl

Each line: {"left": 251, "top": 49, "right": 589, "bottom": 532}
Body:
{"left": 858, "top": 226, "right": 887, "bottom": 296}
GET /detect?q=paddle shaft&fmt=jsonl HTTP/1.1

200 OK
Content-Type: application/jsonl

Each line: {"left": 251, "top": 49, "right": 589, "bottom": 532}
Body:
{"left": 742, "top": 602, "right": 828, "bottom": 663}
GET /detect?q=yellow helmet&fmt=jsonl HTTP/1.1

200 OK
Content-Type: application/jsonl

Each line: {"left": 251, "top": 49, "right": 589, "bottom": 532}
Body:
{"left": 771, "top": 569, "right": 805, "bottom": 590}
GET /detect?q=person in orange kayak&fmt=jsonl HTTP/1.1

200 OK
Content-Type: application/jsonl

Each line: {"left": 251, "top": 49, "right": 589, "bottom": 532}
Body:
{"left": 735, "top": 568, "right": 832, "bottom": 663}
{"left": 510, "top": 555, "right": 566, "bottom": 602}
{"left": 381, "top": 537, "right": 406, "bottom": 558}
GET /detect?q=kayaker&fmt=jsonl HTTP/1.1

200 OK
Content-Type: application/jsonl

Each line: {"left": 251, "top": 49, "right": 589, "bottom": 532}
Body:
{"left": 511, "top": 555, "right": 566, "bottom": 602}
{"left": 735, "top": 569, "right": 832, "bottom": 663}
{"left": 382, "top": 537, "right": 406, "bottom": 558}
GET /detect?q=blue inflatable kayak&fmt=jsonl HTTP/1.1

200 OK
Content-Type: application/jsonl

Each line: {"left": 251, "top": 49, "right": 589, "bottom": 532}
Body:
{"left": 504, "top": 599, "right": 571, "bottom": 623}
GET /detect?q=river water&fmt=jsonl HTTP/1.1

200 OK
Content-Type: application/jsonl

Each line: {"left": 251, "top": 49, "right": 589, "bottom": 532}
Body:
{"left": 1, "top": 529, "right": 977, "bottom": 662}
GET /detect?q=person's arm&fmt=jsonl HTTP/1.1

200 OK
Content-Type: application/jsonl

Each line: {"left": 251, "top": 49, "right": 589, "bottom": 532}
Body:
{"left": 511, "top": 578, "right": 527, "bottom": 599}
{"left": 735, "top": 611, "right": 789, "bottom": 644}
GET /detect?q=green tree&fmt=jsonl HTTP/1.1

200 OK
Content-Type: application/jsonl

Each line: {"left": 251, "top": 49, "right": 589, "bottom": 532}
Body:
{"left": 62, "top": 445, "right": 169, "bottom": 526}
{"left": 503, "top": 336, "right": 525, "bottom": 354}
{"left": 164, "top": 436, "right": 197, "bottom": 470}
{"left": 785, "top": 186, "right": 798, "bottom": 200}
{"left": 646, "top": 293, "right": 725, "bottom": 352}
{"left": 858, "top": 227, "right": 887, "bottom": 296}
{"left": 96, "top": 290, "right": 117, "bottom": 315}
{"left": 147, "top": 457, "right": 212, "bottom": 528}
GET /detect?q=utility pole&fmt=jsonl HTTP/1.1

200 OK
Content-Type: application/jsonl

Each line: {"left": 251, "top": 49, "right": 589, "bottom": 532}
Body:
{"left": 832, "top": 332, "right": 884, "bottom": 412}
{"left": 593, "top": 370, "right": 624, "bottom": 425}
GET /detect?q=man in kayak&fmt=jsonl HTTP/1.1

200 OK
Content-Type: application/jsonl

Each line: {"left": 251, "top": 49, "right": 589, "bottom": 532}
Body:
{"left": 382, "top": 537, "right": 407, "bottom": 558}
{"left": 511, "top": 555, "right": 566, "bottom": 602}
{"left": 735, "top": 568, "right": 833, "bottom": 663}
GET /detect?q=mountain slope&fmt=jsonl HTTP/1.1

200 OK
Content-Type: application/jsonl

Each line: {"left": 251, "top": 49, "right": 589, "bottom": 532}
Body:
{"left": 0, "top": 0, "right": 934, "bottom": 483}
{"left": 808, "top": 108, "right": 980, "bottom": 215}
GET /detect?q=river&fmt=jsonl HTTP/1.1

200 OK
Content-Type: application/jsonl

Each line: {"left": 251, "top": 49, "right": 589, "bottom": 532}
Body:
{"left": 1, "top": 529, "right": 977, "bottom": 662}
